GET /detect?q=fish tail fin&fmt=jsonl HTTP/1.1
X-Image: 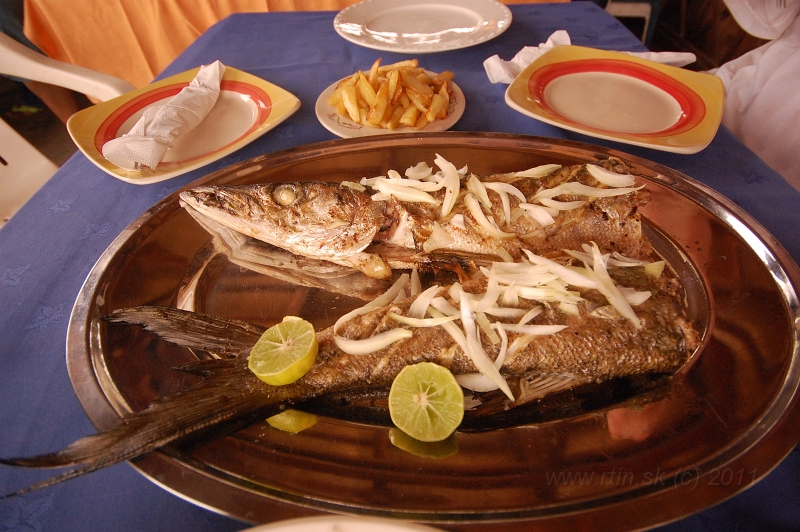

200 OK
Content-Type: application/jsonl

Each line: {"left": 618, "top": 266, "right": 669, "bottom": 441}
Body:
{"left": 103, "top": 306, "right": 265, "bottom": 358}
{"left": 0, "top": 358, "right": 279, "bottom": 497}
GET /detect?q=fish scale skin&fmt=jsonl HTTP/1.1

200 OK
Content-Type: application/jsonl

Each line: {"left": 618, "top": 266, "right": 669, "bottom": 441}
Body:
{"left": 180, "top": 158, "right": 651, "bottom": 271}
{"left": 179, "top": 182, "right": 386, "bottom": 261}
{"left": 380, "top": 157, "right": 651, "bottom": 261}
{"left": 0, "top": 260, "right": 696, "bottom": 496}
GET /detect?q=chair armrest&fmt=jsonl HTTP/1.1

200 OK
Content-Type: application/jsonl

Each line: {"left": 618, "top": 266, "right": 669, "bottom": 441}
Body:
{"left": 0, "top": 33, "right": 135, "bottom": 101}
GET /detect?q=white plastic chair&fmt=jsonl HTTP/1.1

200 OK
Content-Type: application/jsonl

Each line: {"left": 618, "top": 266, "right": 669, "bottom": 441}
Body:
{"left": 0, "top": 32, "right": 135, "bottom": 226}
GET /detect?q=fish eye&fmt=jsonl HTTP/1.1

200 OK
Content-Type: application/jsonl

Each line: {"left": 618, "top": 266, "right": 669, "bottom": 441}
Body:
{"left": 273, "top": 184, "right": 298, "bottom": 206}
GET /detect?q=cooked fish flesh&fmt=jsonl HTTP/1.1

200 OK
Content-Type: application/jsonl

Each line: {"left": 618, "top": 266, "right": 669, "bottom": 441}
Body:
{"left": 179, "top": 156, "right": 650, "bottom": 279}
{"left": 0, "top": 250, "right": 698, "bottom": 497}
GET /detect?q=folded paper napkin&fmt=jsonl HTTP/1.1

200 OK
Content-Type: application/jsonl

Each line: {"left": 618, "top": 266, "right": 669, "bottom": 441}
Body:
{"left": 102, "top": 60, "right": 226, "bottom": 171}
{"left": 484, "top": 30, "right": 697, "bottom": 84}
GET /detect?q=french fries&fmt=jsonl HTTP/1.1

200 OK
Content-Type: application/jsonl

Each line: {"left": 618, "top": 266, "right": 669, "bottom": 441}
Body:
{"left": 327, "top": 58, "right": 455, "bottom": 131}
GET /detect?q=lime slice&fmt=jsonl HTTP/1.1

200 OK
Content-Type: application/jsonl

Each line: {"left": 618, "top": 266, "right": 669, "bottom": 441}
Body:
{"left": 389, "top": 428, "right": 458, "bottom": 459}
{"left": 388, "top": 362, "right": 464, "bottom": 442}
{"left": 267, "top": 409, "right": 319, "bottom": 434}
{"left": 248, "top": 316, "right": 318, "bottom": 386}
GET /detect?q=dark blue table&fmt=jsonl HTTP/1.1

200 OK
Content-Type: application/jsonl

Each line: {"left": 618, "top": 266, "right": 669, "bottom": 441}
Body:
{"left": 1, "top": 3, "right": 798, "bottom": 531}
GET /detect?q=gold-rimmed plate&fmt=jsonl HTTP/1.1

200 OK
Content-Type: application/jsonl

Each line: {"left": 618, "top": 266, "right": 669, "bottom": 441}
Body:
{"left": 67, "top": 66, "right": 300, "bottom": 185}
{"left": 506, "top": 46, "right": 725, "bottom": 154}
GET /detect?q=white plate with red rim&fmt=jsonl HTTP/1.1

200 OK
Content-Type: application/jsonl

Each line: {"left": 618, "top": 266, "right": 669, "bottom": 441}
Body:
{"left": 505, "top": 46, "right": 725, "bottom": 154}
{"left": 67, "top": 66, "right": 300, "bottom": 185}
{"left": 333, "top": 0, "right": 512, "bottom": 54}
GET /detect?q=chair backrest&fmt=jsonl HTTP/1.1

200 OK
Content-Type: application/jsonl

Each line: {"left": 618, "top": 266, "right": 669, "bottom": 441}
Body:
{"left": 0, "top": 32, "right": 134, "bottom": 102}
{"left": 0, "top": 119, "right": 59, "bottom": 227}
{"left": 0, "top": 33, "right": 135, "bottom": 227}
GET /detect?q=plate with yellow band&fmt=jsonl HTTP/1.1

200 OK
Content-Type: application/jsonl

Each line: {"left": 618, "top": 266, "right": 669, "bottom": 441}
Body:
{"left": 505, "top": 46, "right": 724, "bottom": 154}
{"left": 67, "top": 66, "right": 300, "bottom": 185}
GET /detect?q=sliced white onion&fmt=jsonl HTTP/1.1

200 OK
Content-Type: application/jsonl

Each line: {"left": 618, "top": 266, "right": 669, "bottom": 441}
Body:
{"left": 586, "top": 164, "right": 636, "bottom": 187}
{"left": 518, "top": 307, "right": 543, "bottom": 325}
{"left": 610, "top": 251, "right": 649, "bottom": 265}
{"left": 450, "top": 214, "right": 466, "bottom": 230}
{"left": 435, "top": 153, "right": 461, "bottom": 218}
{"left": 515, "top": 164, "right": 562, "bottom": 178}
{"left": 459, "top": 290, "right": 514, "bottom": 400}
{"left": 408, "top": 284, "right": 441, "bottom": 319}
{"left": 483, "top": 181, "right": 527, "bottom": 202}
{"left": 422, "top": 222, "right": 456, "bottom": 253}
{"left": 482, "top": 268, "right": 558, "bottom": 288}
{"left": 467, "top": 175, "right": 492, "bottom": 210}
{"left": 373, "top": 179, "right": 440, "bottom": 204}
{"left": 469, "top": 278, "right": 501, "bottom": 312}
{"left": 519, "top": 203, "right": 556, "bottom": 226}
{"left": 586, "top": 242, "right": 641, "bottom": 328}
{"left": 476, "top": 311, "right": 500, "bottom": 344}
{"left": 333, "top": 273, "right": 409, "bottom": 335}
{"left": 538, "top": 197, "right": 585, "bottom": 211}
{"left": 339, "top": 181, "right": 365, "bottom": 192}
{"left": 456, "top": 373, "right": 500, "bottom": 392}
{"left": 464, "top": 193, "right": 516, "bottom": 238}
{"left": 334, "top": 328, "right": 413, "bottom": 355}
{"left": 388, "top": 312, "right": 458, "bottom": 327}
{"left": 532, "top": 182, "right": 644, "bottom": 202}
{"left": 410, "top": 267, "right": 421, "bottom": 296}
{"left": 447, "top": 283, "right": 462, "bottom": 303}
{"left": 498, "top": 189, "right": 512, "bottom": 225}
{"left": 502, "top": 284, "right": 519, "bottom": 307}
{"left": 559, "top": 301, "right": 580, "bottom": 315}
{"left": 501, "top": 324, "right": 568, "bottom": 335}
{"left": 495, "top": 247, "right": 514, "bottom": 263}
{"left": 644, "top": 260, "right": 666, "bottom": 277}
{"left": 516, "top": 285, "right": 583, "bottom": 303}
{"left": 493, "top": 322, "right": 509, "bottom": 368}
{"left": 522, "top": 249, "right": 598, "bottom": 288}
{"left": 405, "top": 161, "right": 433, "bottom": 180}
{"left": 618, "top": 287, "right": 652, "bottom": 306}
{"left": 430, "top": 296, "right": 460, "bottom": 317}
{"left": 482, "top": 306, "right": 527, "bottom": 318}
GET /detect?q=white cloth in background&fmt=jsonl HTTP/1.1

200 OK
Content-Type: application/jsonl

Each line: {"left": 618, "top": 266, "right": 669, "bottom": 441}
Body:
{"left": 483, "top": 31, "right": 696, "bottom": 84}
{"left": 709, "top": 0, "right": 800, "bottom": 190}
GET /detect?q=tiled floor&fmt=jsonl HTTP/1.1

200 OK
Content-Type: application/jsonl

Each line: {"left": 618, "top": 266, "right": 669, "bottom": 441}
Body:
{"left": 1, "top": 76, "right": 78, "bottom": 167}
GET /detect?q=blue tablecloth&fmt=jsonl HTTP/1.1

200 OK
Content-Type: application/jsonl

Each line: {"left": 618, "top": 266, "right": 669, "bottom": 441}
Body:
{"left": 1, "top": 3, "right": 798, "bottom": 531}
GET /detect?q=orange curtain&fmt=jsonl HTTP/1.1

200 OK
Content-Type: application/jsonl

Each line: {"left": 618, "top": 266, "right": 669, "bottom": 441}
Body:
{"left": 23, "top": 0, "right": 567, "bottom": 89}
{"left": 24, "top": 0, "right": 271, "bottom": 88}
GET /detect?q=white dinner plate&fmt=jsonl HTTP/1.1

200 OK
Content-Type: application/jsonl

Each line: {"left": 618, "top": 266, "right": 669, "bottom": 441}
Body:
{"left": 315, "top": 73, "right": 465, "bottom": 138}
{"left": 333, "top": 0, "right": 512, "bottom": 53}
{"left": 242, "top": 516, "right": 443, "bottom": 532}
{"left": 505, "top": 46, "right": 724, "bottom": 154}
{"left": 67, "top": 67, "right": 300, "bottom": 185}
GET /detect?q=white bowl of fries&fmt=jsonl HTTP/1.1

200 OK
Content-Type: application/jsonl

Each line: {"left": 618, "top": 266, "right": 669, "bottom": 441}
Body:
{"left": 315, "top": 58, "right": 465, "bottom": 138}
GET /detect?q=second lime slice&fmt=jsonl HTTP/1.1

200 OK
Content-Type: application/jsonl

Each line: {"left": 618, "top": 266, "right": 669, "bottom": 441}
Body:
{"left": 248, "top": 316, "right": 318, "bottom": 386}
{"left": 388, "top": 362, "right": 464, "bottom": 442}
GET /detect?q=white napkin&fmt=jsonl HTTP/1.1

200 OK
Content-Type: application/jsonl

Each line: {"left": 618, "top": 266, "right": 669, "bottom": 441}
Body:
{"left": 484, "top": 31, "right": 697, "bottom": 84}
{"left": 102, "top": 60, "right": 226, "bottom": 171}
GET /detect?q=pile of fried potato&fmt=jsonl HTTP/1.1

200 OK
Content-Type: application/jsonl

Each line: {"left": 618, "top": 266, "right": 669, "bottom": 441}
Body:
{"left": 327, "top": 58, "right": 455, "bottom": 131}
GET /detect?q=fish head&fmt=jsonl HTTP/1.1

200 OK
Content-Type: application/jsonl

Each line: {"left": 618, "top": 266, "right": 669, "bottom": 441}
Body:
{"left": 179, "top": 182, "right": 386, "bottom": 261}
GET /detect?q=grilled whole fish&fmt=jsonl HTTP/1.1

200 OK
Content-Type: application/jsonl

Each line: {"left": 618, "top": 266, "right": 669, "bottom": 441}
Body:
{"left": 179, "top": 157, "right": 651, "bottom": 279}
{"left": 0, "top": 257, "right": 698, "bottom": 496}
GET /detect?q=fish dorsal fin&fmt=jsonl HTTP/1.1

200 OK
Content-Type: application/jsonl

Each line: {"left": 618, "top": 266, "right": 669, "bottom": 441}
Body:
{"left": 518, "top": 375, "right": 582, "bottom": 401}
